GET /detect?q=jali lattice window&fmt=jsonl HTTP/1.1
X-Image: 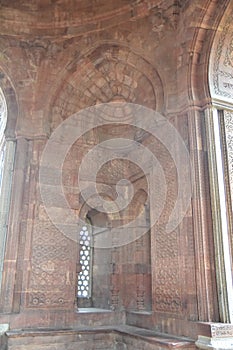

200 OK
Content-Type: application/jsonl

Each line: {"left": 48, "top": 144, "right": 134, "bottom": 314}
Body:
{"left": 77, "top": 224, "right": 92, "bottom": 298}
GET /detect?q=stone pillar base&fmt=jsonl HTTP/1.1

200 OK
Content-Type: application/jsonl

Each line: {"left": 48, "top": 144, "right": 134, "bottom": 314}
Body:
{"left": 196, "top": 324, "right": 233, "bottom": 349}
{"left": 196, "top": 335, "right": 233, "bottom": 349}
{"left": 0, "top": 324, "right": 8, "bottom": 333}
{"left": 0, "top": 324, "right": 8, "bottom": 350}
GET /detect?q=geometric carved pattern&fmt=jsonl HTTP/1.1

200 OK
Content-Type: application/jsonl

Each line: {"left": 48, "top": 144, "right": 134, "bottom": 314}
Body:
{"left": 223, "top": 109, "right": 233, "bottom": 261}
{"left": 223, "top": 110, "right": 233, "bottom": 208}
{"left": 156, "top": 231, "right": 179, "bottom": 259}
{"left": 211, "top": 324, "right": 233, "bottom": 338}
{"left": 154, "top": 265, "right": 182, "bottom": 313}
{"left": 150, "top": 163, "right": 182, "bottom": 313}
{"left": 28, "top": 221, "right": 76, "bottom": 307}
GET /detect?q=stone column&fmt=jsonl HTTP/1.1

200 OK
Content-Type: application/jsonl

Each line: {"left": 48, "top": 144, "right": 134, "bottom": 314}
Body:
{"left": 205, "top": 107, "right": 233, "bottom": 324}
{"left": 0, "top": 139, "right": 16, "bottom": 293}
{"left": 0, "top": 138, "right": 29, "bottom": 313}
{"left": 196, "top": 107, "right": 233, "bottom": 349}
{"left": 187, "top": 109, "right": 218, "bottom": 322}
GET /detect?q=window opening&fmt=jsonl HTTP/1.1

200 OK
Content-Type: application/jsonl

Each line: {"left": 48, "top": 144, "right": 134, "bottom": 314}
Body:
{"left": 77, "top": 222, "right": 93, "bottom": 298}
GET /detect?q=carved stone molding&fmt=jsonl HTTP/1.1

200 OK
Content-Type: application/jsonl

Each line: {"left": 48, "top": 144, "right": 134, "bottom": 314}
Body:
{"left": 196, "top": 324, "right": 233, "bottom": 350}
{"left": 196, "top": 335, "right": 233, "bottom": 349}
{"left": 149, "top": 0, "right": 183, "bottom": 36}
{"left": 222, "top": 111, "right": 233, "bottom": 211}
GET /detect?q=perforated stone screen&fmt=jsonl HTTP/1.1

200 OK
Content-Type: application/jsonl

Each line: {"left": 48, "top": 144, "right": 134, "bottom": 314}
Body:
{"left": 77, "top": 225, "right": 92, "bottom": 298}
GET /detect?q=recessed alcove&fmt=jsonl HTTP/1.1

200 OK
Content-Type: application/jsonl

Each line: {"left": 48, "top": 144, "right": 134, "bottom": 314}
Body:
{"left": 74, "top": 121, "right": 153, "bottom": 313}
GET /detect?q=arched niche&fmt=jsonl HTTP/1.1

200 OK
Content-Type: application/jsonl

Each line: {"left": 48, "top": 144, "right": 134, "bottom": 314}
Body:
{"left": 77, "top": 195, "right": 121, "bottom": 310}
{"left": 77, "top": 179, "right": 152, "bottom": 312}
{"left": 121, "top": 189, "right": 152, "bottom": 312}
{"left": 48, "top": 43, "right": 164, "bottom": 131}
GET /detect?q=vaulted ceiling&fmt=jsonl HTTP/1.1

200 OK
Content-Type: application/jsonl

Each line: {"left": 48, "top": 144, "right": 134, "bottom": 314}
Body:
{"left": 0, "top": 0, "right": 197, "bottom": 39}
{"left": 0, "top": 0, "right": 231, "bottom": 139}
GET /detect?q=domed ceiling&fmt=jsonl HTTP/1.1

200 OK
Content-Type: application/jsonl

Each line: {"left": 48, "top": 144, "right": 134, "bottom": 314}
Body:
{"left": 0, "top": 0, "right": 185, "bottom": 38}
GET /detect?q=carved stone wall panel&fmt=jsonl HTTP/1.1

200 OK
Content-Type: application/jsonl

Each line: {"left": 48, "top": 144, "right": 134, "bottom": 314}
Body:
{"left": 151, "top": 232, "right": 182, "bottom": 314}
{"left": 24, "top": 137, "right": 77, "bottom": 309}
{"left": 222, "top": 110, "right": 233, "bottom": 260}
{"left": 223, "top": 111, "right": 233, "bottom": 205}
{"left": 153, "top": 235, "right": 182, "bottom": 314}
{"left": 147, "top": 113, "right": 196, "bottom": 316}
{"left": 209, "top": 2, "right": 233, "bottom": 101}
{"left": 150, "top": 162, "right": 182, "bottom": 314}
{"left": 27, "top": 221, "right": 77, "bottom": 308}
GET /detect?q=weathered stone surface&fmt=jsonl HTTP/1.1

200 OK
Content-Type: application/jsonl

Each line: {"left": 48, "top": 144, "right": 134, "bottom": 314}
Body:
{"left": 0, "top": 1, "right": 233, "bottom": 349}
{"left": 6, "top": 326, "right": 196, "bottom": 350}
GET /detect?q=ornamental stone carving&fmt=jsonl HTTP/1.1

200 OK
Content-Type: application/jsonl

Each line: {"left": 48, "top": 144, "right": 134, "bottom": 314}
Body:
{"left": 209, "top": 4, "right": 233, "bottom": 101}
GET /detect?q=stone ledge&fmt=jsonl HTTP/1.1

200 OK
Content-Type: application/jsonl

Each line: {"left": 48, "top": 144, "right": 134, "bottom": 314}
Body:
{"left": 6, "top": 325, "right": 196, "bottom": 349}
{"left": 77, "top": 307, "right": 112, "bottom": 313}
{"left": 115, "top": 325, "right": 196, "bottom": 348}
